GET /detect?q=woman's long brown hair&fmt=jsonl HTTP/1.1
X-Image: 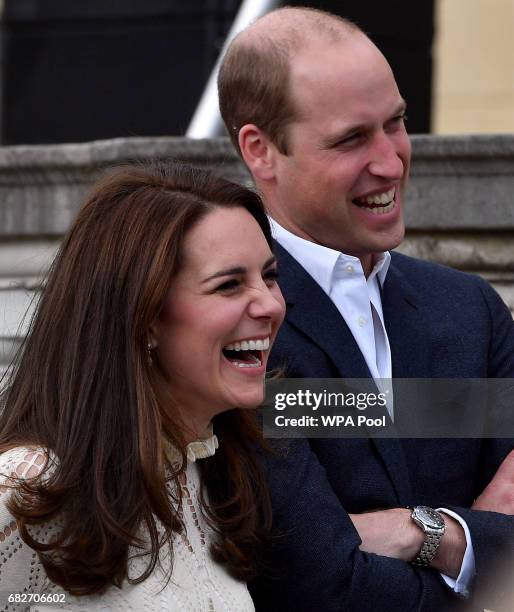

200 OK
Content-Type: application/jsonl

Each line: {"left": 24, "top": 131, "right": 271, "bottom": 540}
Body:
{"left": 0, "top": 161, "right": 273, "bottom": 594}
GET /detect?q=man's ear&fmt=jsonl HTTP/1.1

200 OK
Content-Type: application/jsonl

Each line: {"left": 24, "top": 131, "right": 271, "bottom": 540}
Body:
{"left": 238, "top": 124, "right": 277, "bottom": 181}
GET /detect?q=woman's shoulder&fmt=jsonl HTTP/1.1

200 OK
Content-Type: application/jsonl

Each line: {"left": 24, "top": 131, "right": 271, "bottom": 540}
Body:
{"left": 0, "top": 447, "right": 52, "bottom": 596}
{"left": 0, "top": 446, "right": 50, "bottom": 483}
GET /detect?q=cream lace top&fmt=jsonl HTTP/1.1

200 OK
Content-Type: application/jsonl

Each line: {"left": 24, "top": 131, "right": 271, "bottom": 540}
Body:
{"left": 0, "top": 433, "right": 254, "bottom": 611}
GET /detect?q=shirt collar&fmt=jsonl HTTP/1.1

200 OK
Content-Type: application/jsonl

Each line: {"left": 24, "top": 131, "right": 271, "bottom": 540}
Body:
{"left": 270, "top": 218, "right": 391, "bottom": 291}
{"left": 370, "top": 251, "right": 391, "bottom": 286}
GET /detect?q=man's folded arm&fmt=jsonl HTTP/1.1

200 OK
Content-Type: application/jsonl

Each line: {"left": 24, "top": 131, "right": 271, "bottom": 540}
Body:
{"left": 440, "top": 447, "right": 514, "bottom": 607}
{"left": 251, "top": 438, "right": 465, "bottom": 612}
{"left": 349, "top": 447, "right": 514, "bottom": 604}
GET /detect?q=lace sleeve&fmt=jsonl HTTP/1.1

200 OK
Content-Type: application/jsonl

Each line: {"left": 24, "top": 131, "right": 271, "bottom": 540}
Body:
{"left": 0, "top": 448, "right": 50, "bottom": 599}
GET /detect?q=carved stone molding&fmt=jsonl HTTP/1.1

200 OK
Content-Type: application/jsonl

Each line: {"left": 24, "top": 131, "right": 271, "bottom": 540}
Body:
{"left": 1, "top": 134, "right": 513, "bottom": 369}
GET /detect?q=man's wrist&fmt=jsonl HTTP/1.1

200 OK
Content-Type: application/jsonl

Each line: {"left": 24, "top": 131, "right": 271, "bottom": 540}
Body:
{"left": 351, "top": 508, "right": 425, "bottom": 561}
{"left": 435, "top": 508, "right": 475, "bottom": 597}
{"left": 409, "top": 506, "right": 447, "bottom": 566}
{"left": 401, "top": 508, "right": 426, "bottom": 560}
{"left": 430, "top": 513, "right": 466, "bottom": 578}
{"left": 392, "top": 507, "right": 467, "bottom": 578}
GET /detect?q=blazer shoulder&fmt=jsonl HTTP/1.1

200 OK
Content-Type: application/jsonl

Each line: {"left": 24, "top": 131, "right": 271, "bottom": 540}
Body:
{"left": 388, "top": 251, "right": 507, "bottom": 306}
{"left": 389, "top": 252, "right": 513, "bottom": 360}
{"left": 390, "top": 251, "right": 487, "bottom": 287}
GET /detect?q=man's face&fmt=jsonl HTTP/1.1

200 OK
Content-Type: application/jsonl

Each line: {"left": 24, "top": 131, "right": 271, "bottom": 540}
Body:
{"left": 267, "top": 34, "right": 411, "bottom": 271}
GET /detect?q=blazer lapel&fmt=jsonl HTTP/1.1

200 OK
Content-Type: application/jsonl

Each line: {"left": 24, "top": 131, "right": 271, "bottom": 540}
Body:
{"left": 382, "top": 255, "right": 431, "bottom": 379}
{"left": 274, "top": 242, "right": 417, "bottom": 503}
{"left": 376, "top": 253, "right": 434, "bottom": 502}
{"left": 274, "top": 242, "right": 371, "bottom": 378}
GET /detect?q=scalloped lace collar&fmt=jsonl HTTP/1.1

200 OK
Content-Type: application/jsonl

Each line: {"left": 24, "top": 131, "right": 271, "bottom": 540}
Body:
{"left": 163, "top": 424, "right": 219, "bottom": 464}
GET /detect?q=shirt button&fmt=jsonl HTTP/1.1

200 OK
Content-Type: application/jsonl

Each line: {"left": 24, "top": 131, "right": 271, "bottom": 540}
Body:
{"left": 345, "top": 264, "right": 354, "bottom": 274}
{"left": 357, "top": 315, "right": 367, "bottom": 327}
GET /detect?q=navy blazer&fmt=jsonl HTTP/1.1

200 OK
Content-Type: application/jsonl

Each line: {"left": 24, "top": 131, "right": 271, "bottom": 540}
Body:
{"left": 250, "top": 243, "right": 514, "bottom": 612}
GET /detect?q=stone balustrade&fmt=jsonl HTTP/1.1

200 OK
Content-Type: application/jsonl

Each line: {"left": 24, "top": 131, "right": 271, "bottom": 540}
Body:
{"left": 1, "top": 134, "right": 513, "bottom": 372}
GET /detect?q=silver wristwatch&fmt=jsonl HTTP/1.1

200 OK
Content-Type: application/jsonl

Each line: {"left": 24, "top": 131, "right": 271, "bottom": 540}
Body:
{"left": 410, "top": 506, "right": 446, "bottom": 566}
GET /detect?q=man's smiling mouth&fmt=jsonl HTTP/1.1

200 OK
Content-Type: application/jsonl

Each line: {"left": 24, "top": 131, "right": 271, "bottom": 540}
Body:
{"left": 353, "top": 187, "right": 396, "bottom": 215}
{"left": 222, "top": 337, "right": 270, "bottom": 368}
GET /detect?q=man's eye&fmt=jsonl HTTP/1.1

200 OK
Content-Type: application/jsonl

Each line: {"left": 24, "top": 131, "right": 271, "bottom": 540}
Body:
{"left": 391, "top": 112, "right": 408, "bottom": 126}
{"left": 385, "top": 113, "right": 408, "bottom": 134}
{"left": 215, "top": 279, "right": 240, "bottom": 293}
{"left": 336, "top": 133, "right": 363, "bottom": 148}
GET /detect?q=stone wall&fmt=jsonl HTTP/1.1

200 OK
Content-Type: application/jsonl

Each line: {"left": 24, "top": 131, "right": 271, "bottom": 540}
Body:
{"left": 1, "top": 134, "right": 513, "bottom": 373}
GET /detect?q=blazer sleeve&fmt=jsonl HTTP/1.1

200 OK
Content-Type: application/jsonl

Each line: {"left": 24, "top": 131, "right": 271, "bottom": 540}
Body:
{"left": 445, "top": 277, "right": 514, "bottom": 609}
{"left": 257, "top": 261, "right": 513, "bottom": 611}
{"left": 477, "top": 274, "right": 514, "bottom": 378}
{"left": 251, "top": 438, "right": 468, "bottom": 612}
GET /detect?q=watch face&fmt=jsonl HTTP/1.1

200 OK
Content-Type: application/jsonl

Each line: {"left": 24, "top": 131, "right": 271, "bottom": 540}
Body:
{"left": 414, "top": 506, "right": 445, "bottom": 529}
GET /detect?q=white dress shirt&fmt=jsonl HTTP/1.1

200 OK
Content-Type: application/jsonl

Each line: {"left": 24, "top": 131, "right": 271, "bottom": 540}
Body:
{"left": 271, "top": 218, "right": 475, "bottom": 596}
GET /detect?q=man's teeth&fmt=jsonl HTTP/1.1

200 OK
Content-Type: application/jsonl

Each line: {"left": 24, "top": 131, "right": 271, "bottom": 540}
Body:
{"left": 366, "top": 201, "right": 395, "bottom": 215}
{"left": 355, "top": 188, "right": 396, "bottom": 213}
{"left": 363, "top": 188, "right": 395, "bottom": 205}
{"left": 224, "top": 337, "right": 270, "bottom": 351}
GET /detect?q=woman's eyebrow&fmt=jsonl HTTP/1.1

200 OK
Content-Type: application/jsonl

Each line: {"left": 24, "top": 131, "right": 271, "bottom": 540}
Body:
{"left": 202, "top": 266, "right": 245, "bottom": 283}
{"left": 262, "top": 255, "right": 277, "bottom": 269}
{"left": 202, "top": 256, "right": 276, "bottom": 283}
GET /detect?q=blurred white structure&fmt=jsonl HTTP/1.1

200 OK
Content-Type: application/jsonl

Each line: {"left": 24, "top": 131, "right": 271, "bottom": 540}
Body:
{"left": 186, "top": 0, "right": 279, "bottom": 138}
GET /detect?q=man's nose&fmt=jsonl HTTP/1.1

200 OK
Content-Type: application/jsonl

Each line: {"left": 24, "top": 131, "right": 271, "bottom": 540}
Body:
{"left": 368, "top": 133, "right": 405, "bottom": 179}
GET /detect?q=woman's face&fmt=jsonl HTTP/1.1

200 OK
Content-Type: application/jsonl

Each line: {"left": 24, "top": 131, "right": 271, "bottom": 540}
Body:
{"left": 151, "top": 206, "right": 285, "bottom": 433}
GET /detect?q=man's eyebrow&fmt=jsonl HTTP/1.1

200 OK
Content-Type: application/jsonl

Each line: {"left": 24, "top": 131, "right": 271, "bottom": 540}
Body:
{"left": 394, "top": 100, "right": 408, "bottom": 115}
{"left": 201, "top": 256, "right": 276, "bottom": 284}
{"left": 320, "top": 126, "right": 362, "bottom": 149}
{"left": 320, "top": 100, "right": 408, "bottom": 150}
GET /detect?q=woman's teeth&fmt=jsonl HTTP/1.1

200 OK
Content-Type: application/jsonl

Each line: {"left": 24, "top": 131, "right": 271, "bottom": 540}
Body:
{"left": 224, "top": 337, "right": 270, "bottom": 351}
{"left": 232, "top": 354, "right": 262, "bottom": 368}
{"left": 223, "top": 337, "right": 270, "bottom": 368}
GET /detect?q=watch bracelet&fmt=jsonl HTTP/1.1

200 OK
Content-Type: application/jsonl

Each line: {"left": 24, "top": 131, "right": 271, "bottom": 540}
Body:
{"left": 413, "top": 531, "right": 442, "bottom": 566}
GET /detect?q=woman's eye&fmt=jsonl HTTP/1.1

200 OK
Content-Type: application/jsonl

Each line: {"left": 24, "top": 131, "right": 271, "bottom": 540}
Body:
{"left": 215, "top": 279, "right": 240, "bottom": 293}
{"left": 264, "top": 269, "right": 279, "bottom": 284}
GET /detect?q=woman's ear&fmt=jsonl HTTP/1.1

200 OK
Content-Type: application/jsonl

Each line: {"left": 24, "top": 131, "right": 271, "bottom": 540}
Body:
{"left": 147, "top": 326, "right": 159, "bottom": 350}
{"left": 238, "top": 124, "right": 277, "bottom": 182}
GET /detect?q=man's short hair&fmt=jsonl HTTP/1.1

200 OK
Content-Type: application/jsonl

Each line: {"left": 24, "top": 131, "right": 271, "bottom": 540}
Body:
{"left": 218, "top": 7, "right": 360, "bottom": 157}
